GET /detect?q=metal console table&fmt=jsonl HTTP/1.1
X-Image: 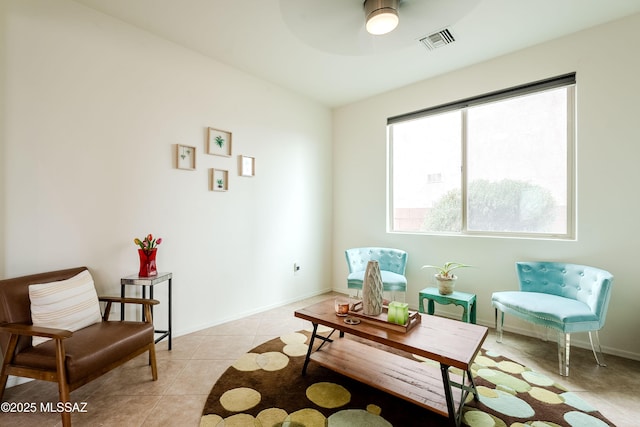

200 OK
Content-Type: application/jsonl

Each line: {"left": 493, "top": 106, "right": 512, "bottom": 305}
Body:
{"left": 120, "top": 272, "right": 172, "bottom": 350}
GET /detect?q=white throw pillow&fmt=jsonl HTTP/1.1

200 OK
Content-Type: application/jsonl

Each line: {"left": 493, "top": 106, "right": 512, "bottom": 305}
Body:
{"left": 29, "top": 269, "right": 102, "bottom": 346}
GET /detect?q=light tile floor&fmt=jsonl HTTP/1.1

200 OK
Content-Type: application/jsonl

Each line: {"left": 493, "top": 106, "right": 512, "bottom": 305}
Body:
{"left": 1, "top": 292, "right": 638, "bottom": 426}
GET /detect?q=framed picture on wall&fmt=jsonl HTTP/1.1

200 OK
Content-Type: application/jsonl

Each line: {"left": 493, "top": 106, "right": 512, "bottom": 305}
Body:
{"left": 211, "top": 168, "right": 229, "bottom": 191}
{"left": 207, "top": 127, "right": 232, "bottom": 157}
{"left": 239, "top": 155, "right": 255, "bottom": 177}
{"left": 176, "top": 144, "right": 196, "bottom": 170}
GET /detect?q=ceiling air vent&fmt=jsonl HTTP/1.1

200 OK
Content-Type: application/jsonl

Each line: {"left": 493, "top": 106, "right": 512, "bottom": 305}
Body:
{"left": 419, "top": 28, "right": 455, "bottom": 50}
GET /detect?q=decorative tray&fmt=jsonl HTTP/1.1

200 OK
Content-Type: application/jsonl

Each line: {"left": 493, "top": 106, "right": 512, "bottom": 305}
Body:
{"left": 347, "top": 302, "right": 421, "bottom": 333}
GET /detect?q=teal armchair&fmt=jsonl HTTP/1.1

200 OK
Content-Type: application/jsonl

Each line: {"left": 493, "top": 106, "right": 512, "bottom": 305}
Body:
{"left": 492, "top": 261, "right": 613, "bottom": 376}
{"left": 345, "top": 247, "right": 408, "bottom": 299}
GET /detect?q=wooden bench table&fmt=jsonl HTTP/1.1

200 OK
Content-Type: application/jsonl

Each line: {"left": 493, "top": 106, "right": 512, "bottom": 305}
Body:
{"left": 294, "top": 298, "right": 488, "bottom": 426}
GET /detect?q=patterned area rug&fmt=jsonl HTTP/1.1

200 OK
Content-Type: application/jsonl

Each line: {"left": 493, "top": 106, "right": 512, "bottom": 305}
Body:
{"left": 201, "top": 329, "right": 615, "bottom": 426}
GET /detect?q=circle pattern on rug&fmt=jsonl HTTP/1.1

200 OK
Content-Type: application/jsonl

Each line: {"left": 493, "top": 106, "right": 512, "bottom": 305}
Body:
{"left": 474, "top": 354, "right": 497, "bottom": 367}
{"left": 477, "top": 386, "right": 535, "bottom": 418}
{"left": 283, "top": 342, "right": 309, "bottom": 357}
{"left": 219, "top": 387, "right": 261, "bottom": 412}
{"left": 327, "top": 409, "right": 392, "bottom": 426}
{"left": 497, "top": 360, "right": 525, "bottom": 374}
{"left": 306, "top": 382, "right": 351, "bottom": 408}
{"left": 222, "top": 413, "right": 257, "bottom": 426}
{"left": 522, "top": 370, "right": 555, "bottom": 387}
{"left": 231, "top": 353, "right": 261, "bottom": 371}
{"left": 256, "top": 407, "right": 288, "bottom": 426}
{"left": 366, "top": 404, "right": 382, "bottom": 415}
{"left": 564, "top": 410, "right": 611, "bottom": 427}
{"left": 287, "top": 408, "right": 326, "bottom": 426}
{"left": 529, "top": 386, "right": 564, "bottom": 404}
{"left": 281, "top": 332, "right": 308, "bottom": 344}
{"left": 463, "top": 409, "right": 507, "bottom": 427}
{"left": 256, "top": 351, "right": 289, "bottom": 371}
{"left": 561, "top": 392, "right": 596, "bottom": 412}
{"left": 477, "top": 368, "right": 532, "bottom": 393}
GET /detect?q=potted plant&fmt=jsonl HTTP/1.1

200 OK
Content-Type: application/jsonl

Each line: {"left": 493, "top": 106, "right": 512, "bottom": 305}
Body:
{"left": 421, "top": 262, "right": 471, "bottom": 295}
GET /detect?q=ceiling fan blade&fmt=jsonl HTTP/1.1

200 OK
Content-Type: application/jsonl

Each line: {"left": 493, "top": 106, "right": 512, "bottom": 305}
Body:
{"left": 279, "top": 0, "right": 481, "bottom": 55}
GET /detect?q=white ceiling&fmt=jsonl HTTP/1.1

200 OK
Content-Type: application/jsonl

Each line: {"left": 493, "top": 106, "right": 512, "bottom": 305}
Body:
{"left": 73, "top": 0, "right": 640, "bottom": 107}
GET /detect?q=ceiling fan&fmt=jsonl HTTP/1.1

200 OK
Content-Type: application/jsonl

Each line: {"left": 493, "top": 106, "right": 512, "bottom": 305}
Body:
{"left": 279, "top": 0, "right": 481, "bottom": 56}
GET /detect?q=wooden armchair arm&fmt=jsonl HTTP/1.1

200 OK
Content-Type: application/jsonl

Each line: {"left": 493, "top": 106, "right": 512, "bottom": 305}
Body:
{"left": 0, "top": 323, "right": 72, "bottom": 393}
{"left": 99, "top": 296, "right": 159, "bottom": 322}
{"left": 0, "top": 322, "right": 72, "bottom": 340}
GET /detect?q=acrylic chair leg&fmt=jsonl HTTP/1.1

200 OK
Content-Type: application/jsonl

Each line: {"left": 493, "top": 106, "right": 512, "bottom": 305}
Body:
{"left": 588, "top": 330, "right": 607, "bottom": 367}
{"left": 494, "top": 309, "right": 504, "bottom": 343}
{"left": 557, "top": 333, "right": 570, "bottom": 376}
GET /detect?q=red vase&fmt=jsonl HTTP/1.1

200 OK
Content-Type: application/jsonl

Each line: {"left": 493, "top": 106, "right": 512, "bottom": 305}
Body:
{"left": 138, "top": 249, "right": 158, "bottom": 277}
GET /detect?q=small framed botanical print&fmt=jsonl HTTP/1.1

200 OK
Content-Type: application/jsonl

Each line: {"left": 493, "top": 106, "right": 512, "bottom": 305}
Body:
{"left": 176, "top": 144, "right": 196, "bottom": 170}
{"left": 207, "top": 127, "right": 232, "bottom": 157}
{"left": 211, "top": 168, "right": 229, "bottom": 191}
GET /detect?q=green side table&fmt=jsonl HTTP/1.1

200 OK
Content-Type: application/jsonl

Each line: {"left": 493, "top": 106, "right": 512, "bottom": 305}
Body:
{"left": 418, "top": 287, "right": 477, "bottom": 324}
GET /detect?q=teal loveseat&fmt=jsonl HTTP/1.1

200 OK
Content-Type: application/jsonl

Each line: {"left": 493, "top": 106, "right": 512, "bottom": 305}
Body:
{"left": 491, "top": 261, "right": 613, "bottom": 376}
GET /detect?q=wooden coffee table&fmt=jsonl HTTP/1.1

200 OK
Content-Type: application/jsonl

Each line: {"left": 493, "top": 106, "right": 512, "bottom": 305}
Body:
{"left": 294, "top": 298, "right": 488, "bottom": 427}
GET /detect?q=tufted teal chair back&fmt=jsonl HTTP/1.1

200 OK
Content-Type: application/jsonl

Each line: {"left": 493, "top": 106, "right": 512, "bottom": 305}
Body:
{"left": 345, "top": 247, "right": 408, "bottom": 294}
{"left": 516, "top": 261, "right": 613, "bottom": 329}
{"left": 346, "top": 247, "right": 407, "bottom": 276}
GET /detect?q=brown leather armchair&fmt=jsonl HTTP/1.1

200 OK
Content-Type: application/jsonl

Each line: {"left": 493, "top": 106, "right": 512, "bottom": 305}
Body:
{"left": 0, "top": 267, "right": 158, "bottom": 426}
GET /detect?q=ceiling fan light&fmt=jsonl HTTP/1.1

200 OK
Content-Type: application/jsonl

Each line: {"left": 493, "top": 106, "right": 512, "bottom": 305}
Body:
{"left": 364, "top": 0, "right": 399, "bottom": 36}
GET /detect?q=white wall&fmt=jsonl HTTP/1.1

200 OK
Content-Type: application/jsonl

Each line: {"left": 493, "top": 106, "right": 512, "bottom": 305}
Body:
{"left": 333, "top": 13, "right": 640, "bottom": 360}
{"left": 0, "top": 0, "right": 7, "bottom": 279}
{"left": 1, "top": 0, "right": 333, "bottom": 339}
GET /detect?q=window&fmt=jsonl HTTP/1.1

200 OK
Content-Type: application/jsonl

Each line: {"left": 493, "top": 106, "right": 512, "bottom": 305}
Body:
{"left": 388, "top": 74, "right": 575, "bottom": 239}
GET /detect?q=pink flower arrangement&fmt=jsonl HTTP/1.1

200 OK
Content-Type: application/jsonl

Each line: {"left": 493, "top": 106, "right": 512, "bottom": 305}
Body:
{"left": 134, "top": 234, "right": 162, "bottom": 254}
